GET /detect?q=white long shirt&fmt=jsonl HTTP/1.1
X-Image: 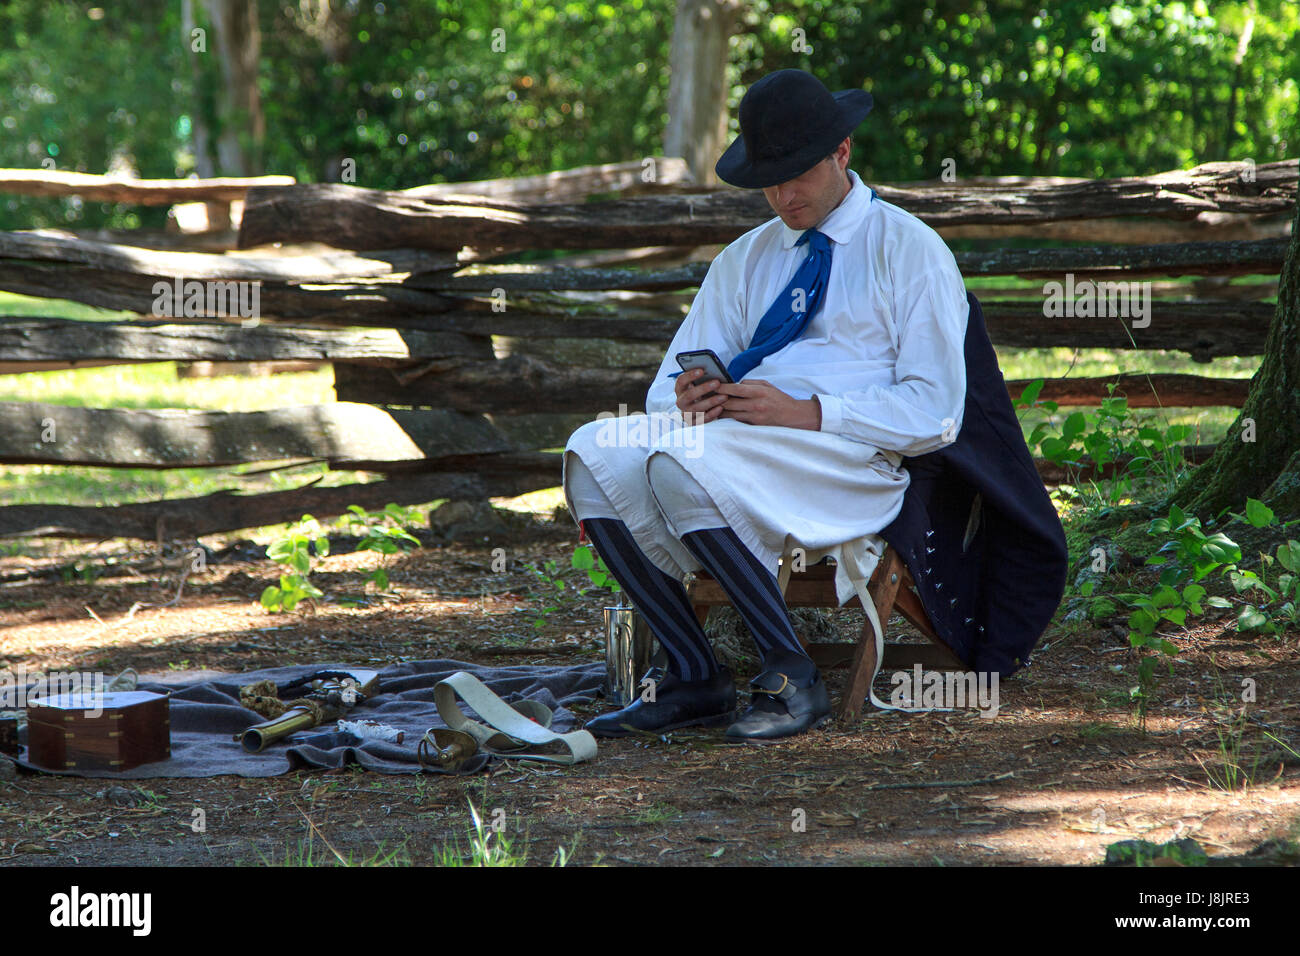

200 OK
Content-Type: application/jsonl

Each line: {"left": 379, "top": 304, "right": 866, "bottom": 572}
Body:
{"left": 644, "top": 168, "right": 969, "bottom": 463}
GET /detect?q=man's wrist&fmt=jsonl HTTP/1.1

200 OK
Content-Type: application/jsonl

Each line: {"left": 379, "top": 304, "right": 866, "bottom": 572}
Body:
{"left": 788, "top": 397, "right": 821, "bottom": 430}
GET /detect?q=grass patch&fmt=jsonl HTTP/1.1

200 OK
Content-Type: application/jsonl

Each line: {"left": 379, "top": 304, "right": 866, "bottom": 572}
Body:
{"left": 433, "top": 799, "right": 578, "bottom": 866}
{"left": 1078, "top": 722, "right": 1123, "bottom": 739}
{"left": 258, "top": 835, "right": 413, "bottom": 867}
{"left": 634, "top": 802, "right": 683, "bottom": 824}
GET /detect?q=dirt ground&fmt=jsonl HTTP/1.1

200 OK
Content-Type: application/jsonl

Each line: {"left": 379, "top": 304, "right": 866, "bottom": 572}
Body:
{"left": 2, "top": 516, "right": 1298, "bottom": 867}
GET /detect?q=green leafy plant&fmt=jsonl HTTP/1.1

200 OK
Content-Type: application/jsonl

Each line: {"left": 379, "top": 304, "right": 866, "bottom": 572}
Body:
{"left": 521, "top": 545, "right": 623, "bottom": 630}
{"left": 1104, "top": 839, "right": 1208, "bottom": 867}
{"left": 1103, "top": 498, "right": 1300, "bottom": 730}
{"left": 344, "top": 503, "right": 422, "bottom": 593}
{"left": 571, "top": 543, "right": 620, "bottom": 594}
{"left": 1016, "top": 380, "right": 1194, "bottom": 512}
{"left": 261, "top": 514, "right": 329, "bottom": 613}
{"left": 1219, "top": 500, "right": 1300, "bottom": 634}
{"left": 523, "top": 557, "right": 575, "bottom": 629}
{"left": 1111, "top": 504, "right": 1241, "bottom": 730}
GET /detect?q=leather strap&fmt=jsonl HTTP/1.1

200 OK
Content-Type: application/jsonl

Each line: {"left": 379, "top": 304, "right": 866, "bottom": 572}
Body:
{"left": 429, "top": 671, "right": 597, "bottom": 765}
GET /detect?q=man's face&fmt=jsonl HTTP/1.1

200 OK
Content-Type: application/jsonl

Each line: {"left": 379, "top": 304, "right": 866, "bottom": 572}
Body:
{"left": 761, "top": 137, "right": 852, "bottom": 231}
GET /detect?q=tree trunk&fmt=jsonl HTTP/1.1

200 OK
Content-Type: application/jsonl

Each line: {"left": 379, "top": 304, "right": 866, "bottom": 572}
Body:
{"left": 291, "top": 0, "right": 354, "bottom": 183}
{"left": 203, "top": 0, "right": 265, "bottom": 176}
{"left": 663, "top": 0, "right": 742, "bottom": 188}
{"left": 1171, "top": 195, "right": 1300, "bottom": 519}
{"left": 1223, "top": 1, "right": 1256, "bottom": 158}
{"left": 181, "top": 0, "right": 227, "bottom": 229}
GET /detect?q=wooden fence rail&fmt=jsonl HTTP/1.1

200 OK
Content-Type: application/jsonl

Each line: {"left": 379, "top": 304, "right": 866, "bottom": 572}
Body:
{"left": 0, "top": 158, "right": 1292, "bottom": 540}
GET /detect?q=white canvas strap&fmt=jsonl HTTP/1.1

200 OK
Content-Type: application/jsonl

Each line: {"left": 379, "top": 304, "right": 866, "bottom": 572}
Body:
{"left": 849, "top": 574, "right": 952, "bottom": 714}
{"left": 432, "top": 671, "right": 597, "bottom": 765}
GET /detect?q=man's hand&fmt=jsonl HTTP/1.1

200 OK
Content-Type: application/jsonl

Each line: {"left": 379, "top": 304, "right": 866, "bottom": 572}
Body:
{"left": 674, "top": 367, "right": 730, "bottom": 424}
{"left": 716, "top": 379, "right": 821, "bottom": 429}
{"left": 675, "top": 369, "right": 820, "bottom": 429}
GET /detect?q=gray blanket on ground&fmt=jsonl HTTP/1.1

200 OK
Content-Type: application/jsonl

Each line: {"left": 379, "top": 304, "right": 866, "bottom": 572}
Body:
{"left": 14, "top": 659, "right": 606, "bottom": 779}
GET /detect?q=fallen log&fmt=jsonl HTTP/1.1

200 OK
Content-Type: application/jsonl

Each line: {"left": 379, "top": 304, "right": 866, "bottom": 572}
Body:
{"left": 334, "top": 356, "right": 658, "bottom": 414}
{"left": 938, "top": 212, "right": 1294, "bottom": 244}
{"left": 334, "top": 306, "right": 1271, "bottom": 412}
{"left": 0, "top": 230, "right": 458, "bottom": 282}
{"left": 406, "top": 239, "right": 1290, "bottom": 295}
{"left": 982, "top": 299, "right": 1273, "bottom": 360}
{"left": 0, "top": 260, "right": 458, "bottom": 319}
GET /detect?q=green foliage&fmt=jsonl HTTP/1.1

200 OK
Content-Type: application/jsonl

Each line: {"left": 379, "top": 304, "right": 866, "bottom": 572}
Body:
{"left": 1224, "top": 539, "right": 1300, "bottom": 635}
{"left": 260, "top": 514, "right": 328, "bottom": 613}
{"left": 261, "top": 505, "right": 421, "bottom": 611}
{"left": 1017, "top": 380, "right": 1194, "bottom": 511}
{"left": 1102, "top": 498, "right": 1298, "bottom": 730}
{"left": 344, "top": 503, "right": 422, "bottom": 594}
{"left": 522, "top": 556, "right": 575, "bottom": 629}
{"left": 571, "top": 542, "right": 620, "bottom": 593}
{"left": 0, "top": 0, "right": 183, "bottom": 230}
{"left": 1085, "top": 596, "right": 1117, "bottom": 621}
{"left": 522, "top": 545, "right": 620, "bottom": 630}
{"left": 737, "top": 0, "right": 1298, "bottom": 185}
{"left": 1147, "top": 503, "right": 1244, "bottom": 582}
{"left": 4, "top": 1, "right": 1296, "bottom": 230}
{"left": 60, "top": 560, "right": 105, "bottom": 585}
{"left": 1104, "top": 839, "right": 1209, "bottom": 867}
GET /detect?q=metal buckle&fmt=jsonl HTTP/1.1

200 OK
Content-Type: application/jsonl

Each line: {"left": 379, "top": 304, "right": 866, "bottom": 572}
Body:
{"left": 755, "top": 673, "right": 790, "bottom": 698}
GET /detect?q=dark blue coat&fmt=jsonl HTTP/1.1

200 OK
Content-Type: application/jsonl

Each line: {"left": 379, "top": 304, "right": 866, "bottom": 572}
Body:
{"left": 879, "top": 291, "right": 1068, "bottom": 677}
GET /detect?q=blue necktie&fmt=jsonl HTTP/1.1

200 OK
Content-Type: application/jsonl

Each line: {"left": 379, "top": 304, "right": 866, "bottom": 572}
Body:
{"left": 725, "top": 227, "right": 832, "bottom": 381}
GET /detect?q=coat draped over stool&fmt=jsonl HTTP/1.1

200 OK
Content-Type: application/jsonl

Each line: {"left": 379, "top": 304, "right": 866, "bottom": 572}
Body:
{"left": 879, "top": 291, "right": 1068, "bottom": 676}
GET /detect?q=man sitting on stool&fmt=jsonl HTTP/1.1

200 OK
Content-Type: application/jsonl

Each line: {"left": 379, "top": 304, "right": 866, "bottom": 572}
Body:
{"left": 563, "top": 69, "right": 970, "bottom": 740}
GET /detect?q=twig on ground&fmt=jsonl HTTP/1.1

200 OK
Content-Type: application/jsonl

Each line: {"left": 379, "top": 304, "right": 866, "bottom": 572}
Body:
{"left": 863, "top": 771, "right": 1016, "bottom": 791}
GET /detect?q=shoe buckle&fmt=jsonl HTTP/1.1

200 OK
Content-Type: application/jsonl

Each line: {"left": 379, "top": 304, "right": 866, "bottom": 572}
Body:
{"left": 753, "top": 672, "right": 794, "bottom": 699}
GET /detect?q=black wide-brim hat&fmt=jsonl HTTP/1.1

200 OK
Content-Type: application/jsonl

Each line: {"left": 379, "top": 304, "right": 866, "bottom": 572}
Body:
{"left": 715, "top": 69, "right": 873, "bottom": 189}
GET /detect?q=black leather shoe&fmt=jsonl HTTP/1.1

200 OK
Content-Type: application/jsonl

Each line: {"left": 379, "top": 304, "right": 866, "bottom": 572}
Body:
{"left": 585, "top": 666, "right": 736, "bottom": 738}
{"left": 725, "top": 668, "right": 831, "bottom": 740}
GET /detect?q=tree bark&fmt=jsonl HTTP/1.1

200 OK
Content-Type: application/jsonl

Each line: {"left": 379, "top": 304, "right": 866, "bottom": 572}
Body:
{"left": 203, "top": 0, "right": 265, "bottom": 176}
{"left": 1172, "top": 196, "right": 1300, "bottom": 519}
{"left": 663, "top": 0, "right": 743, "bottom": 188}
{"left": 181, "top": 0, "right": 229, "bottom": 230}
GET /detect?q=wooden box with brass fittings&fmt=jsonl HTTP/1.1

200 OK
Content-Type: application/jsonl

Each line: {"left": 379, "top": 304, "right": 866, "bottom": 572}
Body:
{"left": 26, "top": 690, "right": 170, "bottom": 771}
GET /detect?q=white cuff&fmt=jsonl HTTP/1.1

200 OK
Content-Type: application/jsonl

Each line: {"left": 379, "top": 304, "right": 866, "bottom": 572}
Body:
{"left": 815, "top": 393, "right": 842, "bottom": 435}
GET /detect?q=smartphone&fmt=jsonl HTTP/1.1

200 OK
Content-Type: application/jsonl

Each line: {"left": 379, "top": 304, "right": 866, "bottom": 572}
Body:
{"left": 675, "top": 349, "right": 733, "bottom": 395}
